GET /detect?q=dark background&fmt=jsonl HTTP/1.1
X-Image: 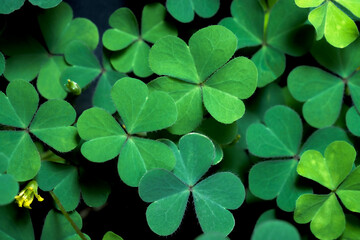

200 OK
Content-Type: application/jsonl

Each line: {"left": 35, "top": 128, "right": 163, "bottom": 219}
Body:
{"left": 0, "top": 0, "right": 317, "bottom": 239}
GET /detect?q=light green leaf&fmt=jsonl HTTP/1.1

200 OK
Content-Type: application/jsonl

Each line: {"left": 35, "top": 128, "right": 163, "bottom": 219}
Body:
{"left": 30, "top": 99, "right": 78, "bottom": 152}
{"left": 337, "top": 166, "right": 360, "bottom": 212}
{"left": 249, "top": 159, "right": 311, "bottom": 212}
{"left": 288, "top": 66, "right": 344, "bottom": 128}
{"left": 246, "top": 105, "right": 302, "bottom": 157}
{"left": 41, "top": 210, "right": 83, "bottom": 240}
{"left": 335, "top": 0, "right": 360, "bottom": 17}
{"left": 103, "top": 231, "right": 123, "bottom": 240}
{"left": 294, "top": 193, "right": 345, "bottom": 240}
{"left": 297, "top": 141, "right": 356, "bottom": 190}
{"left": 0, "top": 204, "right": 34, "bottom": 240}
{"left": 111, "top": 77, "right": 177, "bottom": 134}
{"left": 0, "top": 131, "right": 41, "bottom": 182}
{"left": 0, "top": 174, "right": 19, "bottom": 206}
{"left": 346, "top": 106, "right": 360, "bottom": 137}
{"left": 295, "top": 0, "right": 324, "bottom": 8}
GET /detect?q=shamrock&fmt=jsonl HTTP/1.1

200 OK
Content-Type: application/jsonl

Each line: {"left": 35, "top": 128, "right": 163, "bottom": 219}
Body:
{"left": 103, "top": 3, "right": 177, "bottom": 77}
{"left": 0, "top": 0, "right": 62, "bottom": 14}
{"left": 77, "top": 77, "right": 178, "bottom": 187}
{"left": 0, "top": 2, "right": 99, "bottom": 99}
{"left": 246, "top": 105, "right": 350, "bottom": 211}
{"left": 295, "top": 0, "right": 360, "bottom": 48}
{"left": 148, "top": 25, "right": 258, "bottom": 134}
{"left": 294, "top": 141, "right": 360, "bottom": 240}
{"left": 288, "top": 38, "right": 360, "bottom": 128}
{"left": 220, "top": 0, "right": 313, "bottom": 87}
{"left": 139, "top": 133, "right": 245, "bottom": 236}
{"left": 0, "top": 80, "right": 78, "bottom": 181}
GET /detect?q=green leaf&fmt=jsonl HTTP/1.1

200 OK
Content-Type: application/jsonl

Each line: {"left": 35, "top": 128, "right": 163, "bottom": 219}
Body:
{"left": 80, "top": 176, "right": 110, "bottom": 208}
{"left": 111, "top": 77, "right": 177, "bottom": 134}
{"left": 249, "top": 159, "right": 310, "bottom": 212}
{"left": 295, "top": 0, "right": 324, "bottom": 8}
{"left": 139, "top": 134, "right": 244, "bottom": 236}
{"left": 30, "top": 99, "right": 78, "bottom": 152}
{"left": 92, "top": 68, "right": 126, "bottom": 114}
{"left": 308, "top": 1, "right": 359, "bottom": 48}
{"left": 118, "top": 137, "right": 176, "bottom": 187}
{"left": 38, "top": 2, "right": 99, "bottom": 54}
{"left": 196, "top": 117, "right": 238, "bottom": 145}
{"left": 297, "top": 141, "right": 356, "bottom": 190}
{"left": 36, "top": 162, "right": 80, "bottom": 212}
{"left": 103, "top": 231, "right": 124, "bottom": 240}
{"left": 246, "top": 105, "right": 302, "bottom": 157}
{"left": 60, "top": 41, "right": 101, "bottom": 90}
{"left": 348, "top": 71, "right": 360, "bottom": 111}
{"left": 195, "top": 233, "right": 229, "bottom": 240}
{"left": 29, "top": 0, "right": 62, "bottom": 8}
{"left": 0, "top": 131, "right": 41, "bottom": 182}
{"left": 77, "top": 107, "right": 126, "bottom": 162}
{"left": 0, "top": 0, "right": 25, "bottom": 14}
{"left": 341, "top": 214, "right": 360, "bottom": 240}
{"left": 251, "top": 46, "right": 285, "bottom": 87}
{"left": 193, "top": 172, "right": 245, "bottom": 235}
{"left": 287, "top": 66, "right": 344, "bottom": 128}
{"left": 251, "top": 220, "right": 301, "bottom": 240}
{"left": 0, "top": 52, "right": 4, "bottom": 76}
{"left": 166, "top": 0, "right": 220, "bottom": 23}
{"left": 294, "top": 193, "right": 346, "bottom": 240}
{"left": 41, "top": 210, "right": 83, "bottom": 240}
{"left": 335, "top": 0, "right": 360, "bottom": 17}
{"left": 0, "top": 174, "right": 19, "bottom": 206}
{"left": 0, "top": 204, "right": 34, "bottom": 240}
{"left": 0, "top": 80, "right": 39, "bottom": 129}
{"left": 148, "top": 77, "right": 203, "bottom": 135}
{"left": 141, "top": 3, "right": 178, "bottom": 43}
{"left": 337, "top": 166, "right": 360, "bottom": 212}
{"left": 346, "top": 107, "right": 360, "bottom": 137}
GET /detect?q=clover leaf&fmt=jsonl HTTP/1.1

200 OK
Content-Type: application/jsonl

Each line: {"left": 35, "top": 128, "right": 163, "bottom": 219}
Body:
{"left": 0, "top": 204, "right": 34, "bottom": 240}
{"left": 220, "top": 0, "right": 312, "bottom": 87}
{"left": 148, "top": 25, "right": 257, "bottom": 134}
{"left": 103, "top": 3, "right": 177, "bottom": 77}
{"left": 0, "top": 174, "right": 19, "bottom": 206}
{"left": 103, "top": 231, "right": 124, "bottom": 240}
{"left": 251, "top": 220, "right": 301, "bottom": 240}
{"left": 295, "top": 0, "right": 360, "bottom": 48}
{"left": 139, "top": 133, "right": 245, "bottom": 236}
{"left": 0, "top": 0, "right": 62, "bottom": 14}
{"left": 60, "top": 41, "right": 126, "bottom": 113}
{"left": 77, "top": 77, "right": 177, "bottom": 187}
{"left": 0, "top": 2, "right": 99, "bottom": 99}
{"left": 166, "top": 0, "right": 220, "bottom": 23}
{"left": 294, "top": 141, "right": 359, "bottom": 240}
{"left": 288, "top": 38, "right": 360, "bottom": 128}
{"left": 0, "top": 52, "right": 4, "bottom": 76}
{"left": 246, "top": 105, "right": 350, "bottom": 211}
{"left": 41, "top": 209, "right": 90, "bottom": 240}
{"left": 0, "top": 80, "right": 78, "bottom": 181}
{"left": 346, "top": 106, "right": 360, "bottom": 137}
{"left": 36, "top": 161, "right": 111, "bottom": 211}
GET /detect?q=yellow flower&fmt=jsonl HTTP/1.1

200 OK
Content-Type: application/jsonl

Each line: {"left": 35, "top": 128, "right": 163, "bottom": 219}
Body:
{"left": 14, "top": 180, "right": 44, "bottom": 209}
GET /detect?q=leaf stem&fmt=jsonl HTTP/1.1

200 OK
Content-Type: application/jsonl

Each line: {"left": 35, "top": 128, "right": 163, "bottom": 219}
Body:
{"left": 50, "top": 191, "right": 87, "bottom": 240}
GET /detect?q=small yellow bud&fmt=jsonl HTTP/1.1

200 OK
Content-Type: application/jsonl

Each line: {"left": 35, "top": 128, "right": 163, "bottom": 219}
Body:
{"left": 65, "top": 79, "right": 81, "bottom": 95}
{"left": 14, "top": 180, "right": 44, "bottom": 209}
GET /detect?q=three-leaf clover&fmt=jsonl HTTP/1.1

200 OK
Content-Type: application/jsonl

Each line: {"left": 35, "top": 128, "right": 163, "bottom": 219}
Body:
{"left": 0, "top": 80, "right": 78, "bottom": 181}
{"left": 59, "top": 41, "right": 126, "bottom": 113}
{"left": 220, "top": 0, "right": 313, "bottom": 87}
{"left": 148, "top": 25, "right": 258, "bottom": 135}
{"left": 288, "top": 38, "right": 360, "bottom": 128}
{"left": 102, "top": 3, "right": 177, "bottom": 77}
{"left": 165, "top": 0, "right": 220, "bottom": 23}
{"left": 0, "top": 0, "right": 62, "bottom": 14}
{"left": 294, "top": 141, "right": 360, "bottom": 240}
{"left": 139, "top": 133, "right": 245, "bottom": 236}
{"left": 0, "top": 2, "right": 99, "bottom": 99}
{"left": 295, "top": 0, "right": 360, "bottom": 48}
{"left": 77, "top": 77, "right": 178, "bottom": 187}
{"left": 246, "top": 105, "right": 350, "bottom": 211}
